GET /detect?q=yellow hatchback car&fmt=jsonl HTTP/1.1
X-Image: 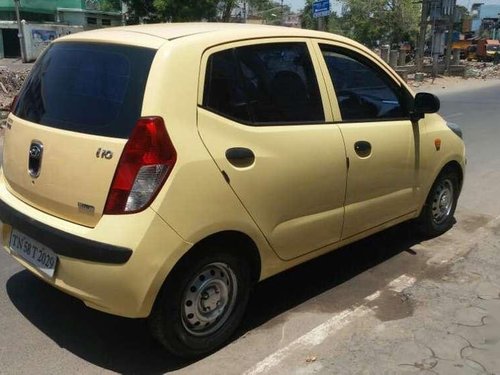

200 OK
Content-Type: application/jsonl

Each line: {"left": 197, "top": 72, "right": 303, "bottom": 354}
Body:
{"left": 0, "top": 23, "right": 464, "bottom": 357}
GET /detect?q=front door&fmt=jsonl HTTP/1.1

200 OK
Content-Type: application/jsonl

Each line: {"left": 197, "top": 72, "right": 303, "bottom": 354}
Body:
{"left": 317, "top": 43, "right": 419, "bottom": 239}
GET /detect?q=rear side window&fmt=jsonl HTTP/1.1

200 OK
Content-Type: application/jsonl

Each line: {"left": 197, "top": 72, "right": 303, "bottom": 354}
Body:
{"left": 14, "top": 42, "right": 156, "bottom": 138}
{"left": 203, "top": 42, "right": 324, "bottom": 125}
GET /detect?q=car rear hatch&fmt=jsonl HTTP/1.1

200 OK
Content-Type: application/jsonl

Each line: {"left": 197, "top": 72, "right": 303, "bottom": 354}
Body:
{"left": 2, "top": 41, "right": 157, "bottom": 227}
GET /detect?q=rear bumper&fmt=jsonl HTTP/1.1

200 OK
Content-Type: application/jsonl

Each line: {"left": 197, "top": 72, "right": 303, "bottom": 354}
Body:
{"left": 0, "top": 199, "right": 132, "bottom": 264}
{"left": 0, "top": 179, "right": 190, "bottom": 318}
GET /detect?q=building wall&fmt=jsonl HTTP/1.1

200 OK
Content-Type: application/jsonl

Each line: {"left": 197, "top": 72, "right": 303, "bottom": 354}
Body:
{"left": 0, "top": 21, "right": 83, "bottom": 61}
{"left": 0, "top": 0, "right": 122, "bottom": 61}
{"left": 0, "top": 1, "right": 121, "bottom": 13}
{"left": 59, "top": 11, "right": 85, "bottom": 25}
{"left": 0, "top": 0, "right": 121, "bottom": 15}
{"left": 24, "top": 23, "right": 83, "bottom": 61}
{"left": 58, "top": 10, "right": 122, "bottom": 27}
{"left": 0, "top": 0, "right": 57, "bottom": 14}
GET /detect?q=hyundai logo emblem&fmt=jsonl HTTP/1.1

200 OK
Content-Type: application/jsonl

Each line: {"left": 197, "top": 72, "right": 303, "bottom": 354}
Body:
{"left": 29, "top": 144, "right": 42, "bottom": 159}
{"left": 28, "top": 141, "right": 44, "bottom": 178}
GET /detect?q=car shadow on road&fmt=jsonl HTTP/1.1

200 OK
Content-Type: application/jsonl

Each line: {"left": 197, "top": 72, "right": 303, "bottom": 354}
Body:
{"left": 240, "top": 221, "right": 434, "bottom": 333}
{"left": 6, "top": 221, "right": 427, "bottom": 374}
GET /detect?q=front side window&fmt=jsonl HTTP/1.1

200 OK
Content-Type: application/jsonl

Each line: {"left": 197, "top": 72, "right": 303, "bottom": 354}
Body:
{"left": 320, "top": 45, "right": 408, "bottom": 122}
{"left": 203, "top": 42, "right": 324, "bottom": 125}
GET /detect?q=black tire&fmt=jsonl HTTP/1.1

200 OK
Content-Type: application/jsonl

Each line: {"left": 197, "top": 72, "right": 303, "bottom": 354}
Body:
{"left": 417, "top": 169, "right": 459, "bottom": 238}
{"left": 149, "top": 248, "right": 251, "bottom": 358}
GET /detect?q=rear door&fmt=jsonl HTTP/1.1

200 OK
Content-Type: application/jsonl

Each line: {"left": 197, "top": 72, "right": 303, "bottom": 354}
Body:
{"left": 2, "top": 42, "right": 156, "bottom": 227}
{"left": 197, "top": 39, "right": 347, "bottom": 260}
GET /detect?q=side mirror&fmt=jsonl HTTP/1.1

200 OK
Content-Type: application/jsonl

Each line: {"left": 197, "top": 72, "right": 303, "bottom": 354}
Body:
{"left": 412, "top": 92, "right": 440, "bottom": 121}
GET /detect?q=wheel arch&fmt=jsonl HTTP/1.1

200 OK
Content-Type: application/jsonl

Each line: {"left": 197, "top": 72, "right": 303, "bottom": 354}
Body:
{"left": 419, "top": 159, "right": 464, "bottom": 216}
{"left": 191, "top": 231, "right": 261, "bottom": 284}
{"left": 440, "top": 160, "right": 464, "bottom": 193}
{"left": 162, "top": 230, "right": 262, "bottom": 292}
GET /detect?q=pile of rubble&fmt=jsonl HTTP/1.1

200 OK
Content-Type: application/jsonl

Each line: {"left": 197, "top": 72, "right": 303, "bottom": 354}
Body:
{"left": 463, "top": 61, "right": 500, "bottom": 79}
{"left": 0, "top": 67, "right": 30, "bottom": 110}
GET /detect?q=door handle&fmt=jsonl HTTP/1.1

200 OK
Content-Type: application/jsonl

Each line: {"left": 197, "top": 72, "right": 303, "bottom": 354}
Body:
{"left": 354, "top": 141, "right": 371, "bottom": 157}
{"left": 225, "top": 147, "right": 255, "bottom": 168}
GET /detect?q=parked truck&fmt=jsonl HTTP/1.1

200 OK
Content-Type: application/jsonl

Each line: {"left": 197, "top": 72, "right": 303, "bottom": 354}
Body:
{"left": 451, "top": 39, "right": 473, "bottom": 59}
{"left": 467, "top": 39, "right": 500, "bottom": 62}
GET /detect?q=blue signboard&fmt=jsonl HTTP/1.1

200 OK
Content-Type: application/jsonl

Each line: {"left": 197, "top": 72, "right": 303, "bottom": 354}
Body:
{"left": 313, "top": 0, "right": 330, "bottom": 18}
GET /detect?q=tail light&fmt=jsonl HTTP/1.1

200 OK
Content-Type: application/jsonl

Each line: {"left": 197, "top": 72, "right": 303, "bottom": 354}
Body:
{"left": 104, "top": 117, "right": 176, "bottom": 214}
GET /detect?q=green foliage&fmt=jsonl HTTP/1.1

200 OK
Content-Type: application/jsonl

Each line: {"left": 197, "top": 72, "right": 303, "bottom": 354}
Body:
{"left": 123, "top": 0, "right": 158, "bottom": 23}
{"left": 455, "top": 5, "right": 470, "bottom": 34}
{"left": 301, "top": 0, "right": 343, "bottom": 34}
{"left": 455, "top": 5, "right": 469, "bottom": 18}
{"left": 253, "top": 1, "right": 291, "bottom": 25}
{"left": 124, "top": 0, "right": 276, "bottom": 23}
{"left": 301, "top": 0, "right": 317, "bottom": 29}
{"left": 340, "top": 0, "right": 420, "bottom": 47}
{"left": 153, "top": 0, "right": 219, "bottom": 21}
{"left": 301, "top": 0, "right": 420, "bottom": 48}
{"left": 100, "top": 0, "right": 121, "bottom": 11}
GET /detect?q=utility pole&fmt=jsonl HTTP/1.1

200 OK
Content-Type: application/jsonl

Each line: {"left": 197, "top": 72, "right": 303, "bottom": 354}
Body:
{"left": 13, "top": 0, "right": 27, "bottom": 63}
{"left": 121, "top": 0, "right": 126, "bottom": 26}
{"left": 444, "top": 0, "right": 457, "bottom": 75}
{"left": 318, "top": 16, "right": 325, "bottom": 31}
{"left": 431, "top": 1, "right": 440, "bottom": 79}
{"left": 280, "top": 0, "right": 284, "bottom": 25}
{"left": 416, "top": 0, "right": 429, "bottom": 72}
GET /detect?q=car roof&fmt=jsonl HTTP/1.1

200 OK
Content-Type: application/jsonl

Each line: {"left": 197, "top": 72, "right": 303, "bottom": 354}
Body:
{"left": 57, "top": 22, "right": 359, "bottom": 49}
{"left": 110, "top": 22, "right": 339, "bottom": 40}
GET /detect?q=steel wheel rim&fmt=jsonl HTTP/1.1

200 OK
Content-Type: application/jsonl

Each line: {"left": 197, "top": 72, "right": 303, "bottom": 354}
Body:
{"left": 431, "top": 178, "right": 454, "bottom": 225}
{"left": 181, "top": 262, "right": 238, "bottom": 337}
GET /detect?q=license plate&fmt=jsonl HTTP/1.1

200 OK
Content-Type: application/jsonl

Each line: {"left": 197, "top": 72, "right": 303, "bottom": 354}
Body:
{"left": 9, "top": 229, "right": 58, "bottom": 277}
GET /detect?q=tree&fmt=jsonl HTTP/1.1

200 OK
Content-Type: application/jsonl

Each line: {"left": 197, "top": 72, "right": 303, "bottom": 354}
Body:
{"left": 124, "top": 0, "right": 281, "bottom": 24}
{"left": 123, "top": 0, "right": 159, "bottom": 23}
{"left": 219, "top": 0, "right": 238, "bottom": 22}
{"left": 100, "top": 0, "right": 121, "bottom": 12}
{"left": 301, "top": 0, "right": 420, "bottom": 48}
{"left": 301, "top": 0, "right": 317, "bottom": 30}
{"left": 153, "top": 0, "right": 219, "bottom": 21}
{"left": 218, "top": 0, "right": 290, "bottom": 24}
{"left": 455, "top": 5, "right": 471, "bottom": 35}
{"left": 339, "top": 0, "right": 420, "bottom": 47}
{"left": 301, "top": 0, "right": 345, "bottom": 36}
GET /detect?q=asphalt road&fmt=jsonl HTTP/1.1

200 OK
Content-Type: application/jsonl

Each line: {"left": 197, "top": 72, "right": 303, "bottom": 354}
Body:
{"left": 438, "top": 83, "right": 500, "bottom": 217}
{"left": 0, "top": 82, "right": 499, "bottom": 374}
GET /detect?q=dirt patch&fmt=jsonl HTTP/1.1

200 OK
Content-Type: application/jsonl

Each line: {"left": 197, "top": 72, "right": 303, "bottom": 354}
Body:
{"left": 463, "top": 61, "right": 500, "bottom": 79}
{"left": 407, "top": 61, "right": 500, "bottom": 92}
{"left": 0, "top": 67, "right": 30, "bottom": 110}
{"left": 368, "top": 290, "right": 415, "bottom": 322}
{"left": 456, "top": 214, "right": 493, "bottom": 233}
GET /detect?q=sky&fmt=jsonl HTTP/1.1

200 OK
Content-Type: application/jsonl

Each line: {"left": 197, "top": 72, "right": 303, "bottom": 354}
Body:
{"left": 286, "top": 0, "right": 306, "bottom": 11}
{"left": 286, "top": 0, "right": 500, "bottom": 13}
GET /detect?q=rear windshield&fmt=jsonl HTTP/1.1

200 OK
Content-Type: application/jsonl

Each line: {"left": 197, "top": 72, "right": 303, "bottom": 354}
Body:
{"left": 13, "top": 42, "right": 156, "bottom": 138}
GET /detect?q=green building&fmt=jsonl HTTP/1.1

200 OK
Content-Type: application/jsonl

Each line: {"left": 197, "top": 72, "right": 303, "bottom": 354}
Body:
{"left": 0, "top": 0, "right": 123, "bottom": 59}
